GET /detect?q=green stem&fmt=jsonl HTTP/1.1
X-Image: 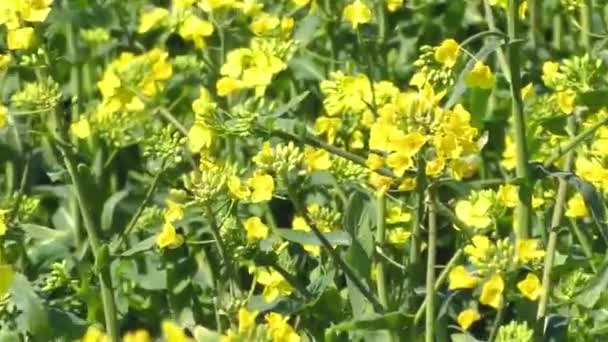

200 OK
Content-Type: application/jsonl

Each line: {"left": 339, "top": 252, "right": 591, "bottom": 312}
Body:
{"left": 425, "top": 193, "right": 438, "bottom": 342}
{"left": 488, "top": 303, "right": 506, "bottom": 342}
{"left": 528, "top": 0, "right": 539, "bottom": 49}
{"left": 414, "top": 249, "right": 464, "bottom": 324}
{"left": 375, "top": 192, "right": 389, "bottom": 310}
{"left": 569, "top": 218, "right": 597, "bottom": 272}
{"left": 408, "top": 159, "right": 426, "bottom": 266}
{"left": 537, "top": 117, "right": 576, "bottom": 319}
{"left": 58, "top": 146, "right": 119, "bottom": 340}
{"left": 543, "top": 116, "right": 608, "bottom": 168}
{"left": 553, "top": 15, "right": 562, "bottom": 50}
{"left": 483, "top": 0, "right": 512, "bottom": 82}
{"left": 580, "top": 0, "right": 592, "bottom": 53}
{"left": 271, "top": 263, "right": 313, "bottom": 300}
{"left": 507, "top": 0, "right": 532, "bottom": 240}
{"left": 305, "top": 216, "right": 385, "bottom": 313}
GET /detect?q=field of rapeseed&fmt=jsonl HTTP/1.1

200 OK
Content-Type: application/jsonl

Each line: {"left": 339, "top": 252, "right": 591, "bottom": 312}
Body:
{"left": 3, "top": 0, "right": 608, "bottom": 341}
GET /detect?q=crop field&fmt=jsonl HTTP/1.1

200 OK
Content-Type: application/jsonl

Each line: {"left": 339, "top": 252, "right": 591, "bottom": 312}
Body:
{"left": 2, "top": 0, "right": 608, "bottom": 341}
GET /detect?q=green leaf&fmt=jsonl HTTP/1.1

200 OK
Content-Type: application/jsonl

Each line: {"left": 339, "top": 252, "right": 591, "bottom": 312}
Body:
{"left": 328, "top": 311, "right": 412, "bottom": 333}
{"left": 294, "top": 14, "right": 320, "bottom": 45}
{"left": 538, "top": 115, "right": 569, "bottom": 136}
{"left": 101, "top": 189, "right": 129, "bottom": 231}
{"left": 274, "top": 229, "right": 351, "bottom": 246}
{"left": 575, "top": 263, "right": 608, "bottom": 308}
{"left": 269, "top": 91, "right": 310, "bottom": 118}
{"left": 193, "top": 326, "right": 221, "bottom": 342}
{"left": 450, "top": 333, "right": 481, "bottom": 342}
{"left": 10, "top": 274, "right": 50, "bottom": 338}
{"left": 119, "top": 236, "right": 156, "bottom": 257}
{"left": 541, "top": 314, "right": 569, "bottom": 341}
{"left": 578, "top": 90, "right": 608, "bottom": 112}
{"left": 288, "top": 56, "right": 325, "bottom": 81}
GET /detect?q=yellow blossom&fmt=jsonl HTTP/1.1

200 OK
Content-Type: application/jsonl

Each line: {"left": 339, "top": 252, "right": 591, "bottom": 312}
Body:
{"left": 386, "top": 152, "right": 413, "bottom": 177}
{"left": 292, "top": 0, "right": 311, "bottom": 8}
{"left": 0, "top": 263, "right": 14, "bottom": 296}
{"left": 8, "top": 27, "right": 35, "bottom": 50}
{"left": 162, "top": 321, "right": 194, "bottom": 342}
{"left": 304, "top": 147, "right": 331, "bottom": 171}
{"left": 188, "top": 123, "right": 213, "bottom": 152}
{"left": 366, "top": 154, "right": 384, "bottom": 171}
{"left": 565, "top": 192, "right": 589, "bottom": 218}
{"left": 434, "top": 39, "right": 460, "bottom": 68}
{"left": 249, "top": 173, "right": 274, "bottom": 202}
{"left": 0, "top": 209, "right": 8, "bottom": 236}
{"left": 0, "top": 105, "right": 8, "bottom": 129}
{"left": 557, "top": 90, "right": 576, "bottom": 114}
{"left": 516, "top": 239, "right": 545, "bottom": 264}
{"left": 178, "top": 14, "right": 214, "bottom": 49}
{"left": 464, "top": 235, "right": 492, "bottom": 262}
{"left": 465, "top": 62, "right": 495, "bottom": 89}
{"left": 343, "top": 0, "right": 372, "bottom": 30}
{"left": 19, "top": 0, "right": 54, "bottom": 23}
{"left": 368, "top": 173, "right": 392, "bottom": 193}
{"left": 387, "top": 228, "right": 411, "bottom": 245}
{"left": 542, "top": 61, "right": 560, "bottom": 86}
{"left": 238, "top": 308, "right": 258, "bottom": 333}
{"left": 293, "top": 216, "right": 320, "bottom": 256}
{"left": 457, "top": 308, "right": 480, "bottom": 331}
{"left": 517, "top": 273, "right": 542, "bottom": 301}
{"left": 398, "top": 177, "right": 416, "bottom": 191}
{"left": 80, "top": 326, "right": 111, "bottom": 342}
{"left": 164, "top": 199, "right": 184, "bottom": 223}
{"left": 256, "top": 268, "right": 293, "bottom": 302}
{"left": 250, "top": 13, "right": 280, "bottom": 35}
{"left": 0, "top": 54, "right": 11, "bottom": 72}
{"left": 243, "top": 216, "right": 269, "bottom": 242}
{"left": 521, "top": 83, "right": 535, "bottom": 101}
{"left": 266, "top": 313, "right": 300, "bottom": 342}
{"left": 70, "top": 118, "right": 91, "bottom": 139}
{"left": 480, "top": 273, "right": 504, "bottom": 309}
{"left": 138, "top": 7, "right": 169, "bottom": 33}
{"left": 216, "top": 77, "right": 244, "bottom": 96}
{"left": 227, "top": 176, "right": 251, "bottom": 200}
{"left": 123, "top": 330, "right": 152, "bottom": 342}
{"left": 448, "top": 265, "right": 480, "bottom": 290}
{"left": 455, "top": 191, "right": 494, "bottom": 229}
{"left": 156, "top": 222, "right": 184, "bottom": 249}
{"left": 425, "top": 157, "right": 445, "bottom": 177}
{"left": 385, "top": 0, "right": 403, "bottom": 12}
{"left": 496, "top": 184, "right": 518, "bottom": 208}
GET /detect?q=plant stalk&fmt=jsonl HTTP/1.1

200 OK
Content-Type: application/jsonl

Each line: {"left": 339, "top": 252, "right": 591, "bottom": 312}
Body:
{"left": 375, "top": 192, "right": 389, "bottom": 310}
{"left": 507, "top": 0, "right": 532, "bottom": 240}
{"left": 425, "top": 192, "right": 438, "bottom": 342}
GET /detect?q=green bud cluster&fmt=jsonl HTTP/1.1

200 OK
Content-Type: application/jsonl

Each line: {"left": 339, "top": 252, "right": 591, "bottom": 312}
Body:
{"left": 142, "top": 126, "right": 187, "bottom": 168}
{"left": 496, "top": 321, "right": 534, "bottom": 342}
{"left": 79, "top": 28, "right": 111, "bottom": 46}
{"left": 10, "top": 77, "right": 61, "bottom": 111}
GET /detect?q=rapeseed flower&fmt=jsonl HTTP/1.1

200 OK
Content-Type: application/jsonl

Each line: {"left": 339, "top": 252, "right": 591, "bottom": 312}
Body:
{"left": 480, "top": 273, "right": 504, "bottom": 309}
{"left": 343, "top": 0, "right": 372, "bottom": 30}
{"left": 465, "top": 62, "right": 495, "bottom": 89}
{"left": 449, "top": 265, "right": 480, "bottom": 290}
{"left": 457, "top": 308, "right": 480, "bottom": 330}
{"left": 517, "top": 273, "right": 542, "bottom": 301}
{"left": 243, "top": 216, "right": 269, "bottom": 242}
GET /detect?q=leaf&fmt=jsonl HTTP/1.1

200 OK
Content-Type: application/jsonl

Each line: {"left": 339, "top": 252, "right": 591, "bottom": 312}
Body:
{"left": 288, "top": 56, "right": 325, "bottom": 81}
{"left": 47, "top": 308, "right": 88, "bottom": 340}
{"left": 294, "top": 14, "right": 320, "bottom": 45}
{"left": 538, "top": 115, "right": 569, "bottom": 136}
{"left": 542, "top": 314, "right": 569, "bottom": 341}
{"left": 578, "top": 90, "right": 608, "bottom": 112}
{"left": 269, "top": 91, "right": 310, "bottom": 118}
{"left": 328, "top": 311, "right": 412, "bottom": 333}
{"left": 274, "top": 229, "right": 351, "bottom": 246}
{"left": 450, "top": 333, "right": 481, "bottom": 342}
{"left": 193, "top": 326, "right": 221, "bottom": 342}
{"left": 575, "top": 263, "right": 608, "bottom": 308}
{"left": 119, "top": 236, "right": 157, "bottom": 257}
{"left": 20, "top": 223, "right": 71, "bottom": 242}
{"left": 101, "top": 189, "right": 129, "bottom": 231}
{"left": 10, "top": 274, "right": 50, "bottom": 338}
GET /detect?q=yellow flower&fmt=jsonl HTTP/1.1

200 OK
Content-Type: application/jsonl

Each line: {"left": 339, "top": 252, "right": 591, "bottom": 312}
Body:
{"left": 368, "top": 172, "right": 393, "bottom": 193}
{"left": 0, "top": 209, "right": 8, "bottom": 236}
{"left": 315, "top": 116, "right": 342, "bottom": 144}
{"left": 465, "top": 62, "right": 495, "bottom": 89}
{"left": 162, "top": 321, "right": 194, "bottom": 342}
{"left": 398, "top": 177, "right": 416, "bottom": 191}
{"left": 250, "top": 12, "right": 280, "bottom": 36}
{"left": 304, "top": 147, "right": 331, "bottom": 172}
{"left": 178, "top": 14, "right": 214, "bottom": 49}
{"left": 227, "top": 176, "right": 251, "bottom": 200}
{"left": 8, "top": 27, "right": 35, "bottom": 50}
{"left": 0, "top": 54, "right": 11, "bottom": 73}
{"left": 434, "top": 39, "right": 460, "bottom": 68}
{"left": 256, "top": 268, "right": 293, "bottom": 302}
{"left": 387, "top": 228, "right": 411, "bottom": 245}
{"left": 0, "top": 263, "right": 14, "bottom": 296}
{"left": 0, "top": 105, "right": 8, "bottom": 129}
{"left": 292, "top": 216, "right": 320, "bottom": 256}
{"left": 266, "top": 313, "right": 300, "bottom": 342}
{"left": 386, "top": 152, "right": 413, "bottom": 177}
{"left": 516, "top": 239, "right": 545, "bottom": 264}
{"left": 521, "top": 83, "right": 535, "bottom": 101}
{"left": 455, "top": 192, "right": 494, "bottom": 229}
{"left": 366, "top": 153, "right": 384, "bottom": 171}
{"left": 385, "top": 0, "right": 403, "bottom": 12}
{"left": 480, "top": 273, "right": 504, "bottom": 309}
{"left": 188, "top": 123, "right": 213, "bottom": 152}
{"left": 19, "top": 0, "right": 54, "bottom": 23}
{"left": 138, "top": 7, "right": 169, "bottom": 33}
{"left": 249, "top": 173, "right": 274, "bottom": 203}
{"left": 80, "top": 326, "right": 111, "bottom": 342}
{"left": 123, "top": 329, "right": 152, "bottom": 342}
{"left": 292, "top": 0, "right": 311, "bottom": 8}
{"left": 70, "top": 118, "right": 91, "bottom": 139}
{"left": 343, "top": 0, "right": 372, "bottom": 30}
{"left": 449, "top": 265, "right": 480, "bottom": 290}
{"left": 238, "top": 308, "right": 258, "bottom": 333}
{"left": 464, "top": 235, "right": 492, "bottom": 262}
{"left": 164, "top": 199, "right": 184, "bottom": 223}
{"left": 243, "top": 216, "right": 269, "bottom": 242}
{"left": 216, "top": 77, "right": 244, "bottom": 96}
{"left": 387, "top": 206, "right": 411, "bottom": 224}
{"left": 156, "top": 222, "right": 184, "bottom": 249}
{"left": 542, "top": 61, "right": 560, "bottom": 86}
{"left": 557, "top": 90, "right": 576, "bottom": 114}
{"left": 388, "top": 131, "right": 427, "bottom": 155}
{"left": 496, "top": 184, "right": 518, "bottom": 208}
{"left": 425, "top": 157, "right": 445, "bottom": 177}
{"left": 565, "top": 192, "right": 589, "bottom": 218}
{"left": 457, "top": 308, "right": 480, "bottom": 331}
{"left": 517, "top": 273, "right": 542, "bottom": 301}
